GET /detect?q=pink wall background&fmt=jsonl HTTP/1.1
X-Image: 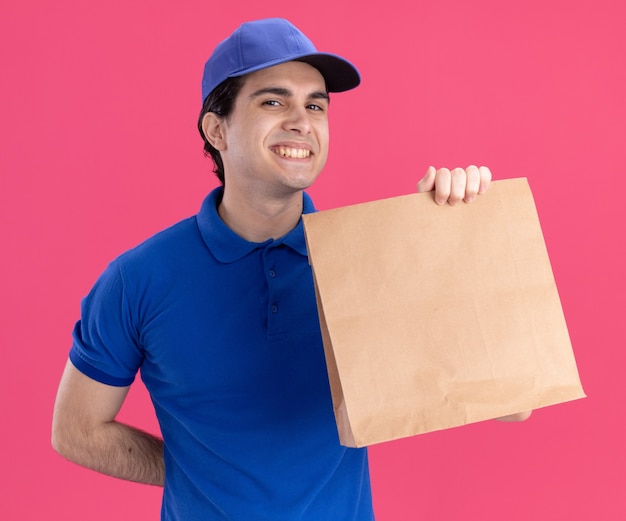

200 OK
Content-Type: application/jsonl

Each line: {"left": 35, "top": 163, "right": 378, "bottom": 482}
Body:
{"left": 2, "top": 0, "right": 624, "bottom": 519}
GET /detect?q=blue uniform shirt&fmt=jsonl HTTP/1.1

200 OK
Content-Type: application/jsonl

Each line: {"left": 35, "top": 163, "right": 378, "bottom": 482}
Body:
{"left": 70, "top": 187, "right": 374, "bottom": 520}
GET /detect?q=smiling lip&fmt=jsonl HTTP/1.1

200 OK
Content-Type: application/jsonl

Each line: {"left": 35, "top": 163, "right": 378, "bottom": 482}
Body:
{"left": 271, "top": 145, "right": 312, "bottom": 159}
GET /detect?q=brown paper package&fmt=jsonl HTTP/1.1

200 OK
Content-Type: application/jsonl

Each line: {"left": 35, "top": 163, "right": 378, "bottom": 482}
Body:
{"left": 303, "top": 178, "right": 585, "bottom": 448}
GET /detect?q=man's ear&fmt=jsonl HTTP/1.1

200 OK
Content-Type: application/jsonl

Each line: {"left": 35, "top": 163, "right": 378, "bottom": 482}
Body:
{"left": 201, "top": 112, "right": 227, "bottom": 151}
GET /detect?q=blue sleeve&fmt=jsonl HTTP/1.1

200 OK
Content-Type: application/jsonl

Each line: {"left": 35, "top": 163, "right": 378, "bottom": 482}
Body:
{"left": 69, "top": 259, "right": 143, "bottom": 387}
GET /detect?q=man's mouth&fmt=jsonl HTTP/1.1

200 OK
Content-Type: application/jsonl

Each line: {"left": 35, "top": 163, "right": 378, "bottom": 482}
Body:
{"left": 272, "top": 146, "right": 311, "bottom": 159}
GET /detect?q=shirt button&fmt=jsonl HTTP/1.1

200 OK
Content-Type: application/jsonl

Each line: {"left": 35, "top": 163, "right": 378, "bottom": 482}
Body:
{"left": 271, "top": 304, "right": 278, "bottom": 314}
{"left": 269, "top": 269, "right": 276, "bottom": 278}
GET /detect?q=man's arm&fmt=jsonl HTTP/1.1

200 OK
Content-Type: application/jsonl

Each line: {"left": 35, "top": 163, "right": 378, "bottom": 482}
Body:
{"left": 51, "top": 359, "right": 164, "bottom": 486}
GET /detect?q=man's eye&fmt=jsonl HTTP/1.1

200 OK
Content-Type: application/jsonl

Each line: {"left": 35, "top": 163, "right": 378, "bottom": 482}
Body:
{"left": 263, "top": 100, "right": 281, "bottom": 106}
{"left": 307, "top": 104, "right": 323, "bottom": 111}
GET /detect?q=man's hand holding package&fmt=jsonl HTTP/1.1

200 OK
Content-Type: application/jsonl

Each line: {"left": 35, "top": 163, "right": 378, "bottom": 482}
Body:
{"left": 417, "top": 165, "right": 492, "bottom": 205}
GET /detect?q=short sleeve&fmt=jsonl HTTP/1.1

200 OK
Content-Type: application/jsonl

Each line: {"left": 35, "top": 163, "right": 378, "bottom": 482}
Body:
{"left": 69, "top": 259, "right": 144, "bottom": 386}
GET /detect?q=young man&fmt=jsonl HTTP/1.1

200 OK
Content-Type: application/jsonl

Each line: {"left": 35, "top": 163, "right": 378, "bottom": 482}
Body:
{"left": 52, "top": 18, "right": 528, "bottom": 521}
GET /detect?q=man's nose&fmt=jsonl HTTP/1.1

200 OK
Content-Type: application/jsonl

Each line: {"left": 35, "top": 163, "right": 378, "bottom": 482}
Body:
{"left": 283, "top": 106, "right": 311, "bottom": 134}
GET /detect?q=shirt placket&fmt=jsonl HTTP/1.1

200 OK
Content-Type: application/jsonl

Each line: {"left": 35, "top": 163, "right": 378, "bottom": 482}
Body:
{"left": 262, "top": 244, "right": 283, "bottom": 341}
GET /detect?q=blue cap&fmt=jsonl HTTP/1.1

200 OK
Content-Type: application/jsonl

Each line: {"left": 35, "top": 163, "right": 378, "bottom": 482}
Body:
{"left": 201, "top": 18, "right": 361, "bottom": 103}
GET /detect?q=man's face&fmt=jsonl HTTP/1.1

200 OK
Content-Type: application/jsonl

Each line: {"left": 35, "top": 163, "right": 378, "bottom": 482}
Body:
{"left": 218, "top": 61, "right": 330, "bottom": 196}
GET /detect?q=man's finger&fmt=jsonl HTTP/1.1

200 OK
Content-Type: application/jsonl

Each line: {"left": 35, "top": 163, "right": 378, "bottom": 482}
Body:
{"left": 464, "top": 165, "right": 481, "bottom": 203}
{"left": 417, "top": 165, "right": 437, "bottom": 193}
{"left": 434, "top": 168, "right": 451, "bottom": 205}
{"left": 448, "top": 168, "right": 467, "bottom": 206}
{"left": 478, "top": 166, "right": 492, "bottom": 194}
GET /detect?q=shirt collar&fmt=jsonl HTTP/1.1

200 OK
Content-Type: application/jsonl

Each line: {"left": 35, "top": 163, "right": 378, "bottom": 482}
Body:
{"left": 196, "top": 187, "right": 316, "bottom": 263}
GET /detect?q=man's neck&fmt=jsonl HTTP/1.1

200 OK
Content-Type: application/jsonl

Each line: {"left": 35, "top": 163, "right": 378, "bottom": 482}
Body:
{"left": 218, "top": 186, "right": 304, "bottom": 243}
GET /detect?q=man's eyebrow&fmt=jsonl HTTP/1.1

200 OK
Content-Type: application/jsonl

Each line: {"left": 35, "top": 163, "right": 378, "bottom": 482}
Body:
{"left": 248, "top": 87, "right": 329, "bottom": 101}
{"left": 309, "top": 90, "right": 330, "bottom": 101}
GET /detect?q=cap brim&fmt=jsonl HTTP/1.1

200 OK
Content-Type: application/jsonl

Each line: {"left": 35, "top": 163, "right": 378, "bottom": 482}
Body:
{"left": 229, "top": 52, "right": 361, "bottom": 93}
{"left": 295, "top": 53, "right": 361, "bottom": 92}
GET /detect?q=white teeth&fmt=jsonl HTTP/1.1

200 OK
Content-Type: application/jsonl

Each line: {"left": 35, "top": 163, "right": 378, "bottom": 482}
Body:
{"left": 274, "top": 146, "right": 310, "bottom": 158}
